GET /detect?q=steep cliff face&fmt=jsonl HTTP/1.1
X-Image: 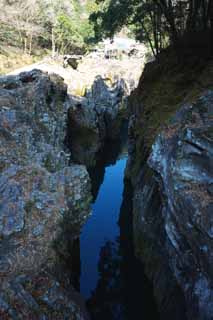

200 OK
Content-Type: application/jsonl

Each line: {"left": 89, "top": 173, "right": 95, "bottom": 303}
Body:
{"left": 127, "top": 56, "right": 213, "bottom": 320}
{"left": 0, "top": 70, "right": 91, "bottom": 319}
{"left": 148, "top": 93, "right": 213, "bottom": 319}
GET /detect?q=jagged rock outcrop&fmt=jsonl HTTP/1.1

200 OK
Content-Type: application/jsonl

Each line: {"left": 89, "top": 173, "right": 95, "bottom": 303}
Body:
{"left": 0, "top": 70, "right": 91, "bottom": 319}
{"left": 67, "top": 76, "right": 128, "bottom": 167}
{"left": 127, "top": 89, "right": 213, "bottom": 320}
{"left": 148, "top": 93, "right": 213, "bottom": 319}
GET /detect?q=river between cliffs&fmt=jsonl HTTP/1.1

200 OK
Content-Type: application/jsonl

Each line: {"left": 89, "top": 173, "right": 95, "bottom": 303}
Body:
{"left": 77, "top": 132, "right": 159, "bottom": 320}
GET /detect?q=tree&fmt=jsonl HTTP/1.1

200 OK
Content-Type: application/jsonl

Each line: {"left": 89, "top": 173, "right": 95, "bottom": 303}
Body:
{"left": 0, "top": 0, "right": 44, "bottom": 54}
{"left": 90, "top": 0, "right": 213, "bottom": 56}
{"left": 39, "top": 0, "right": 75, "bottom": 56}
{"left": 0, "top": 0, "right": 97, "bottom": 55}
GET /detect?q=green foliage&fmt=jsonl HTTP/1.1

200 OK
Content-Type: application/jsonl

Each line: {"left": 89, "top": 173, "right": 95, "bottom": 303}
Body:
{"left": 90, "top": 0, "right": 126, "bottom": 41}
{"left": 85, "top": 0, "right": 99, "bottom": 14}
{"left": 0, "top": 0, "right": 98, "bottom": 55}
{"left": 90, "top": 0, "right": 213, "bottom": 56}
{"left": 1, "top": 0, "right": 212, "bottom": 56}
{"left": 55, "top": 14, "right": 83, "bottom": 51}
{"left": 43, "top": 0, "right": 98, "bottom": 52}
{"left": 54, "top": 11, "right": 95, "bottom": 52}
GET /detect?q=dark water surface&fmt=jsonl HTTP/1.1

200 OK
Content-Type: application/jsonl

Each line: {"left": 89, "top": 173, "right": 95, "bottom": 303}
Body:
{"left": 80, "top": 156, "right": 127, "bottom": 298}
{"left": 79, "top": 136, "right": 159, "bottom": 319}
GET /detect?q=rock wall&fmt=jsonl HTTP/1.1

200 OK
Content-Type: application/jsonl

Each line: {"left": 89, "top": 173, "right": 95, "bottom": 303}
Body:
{"left": 148, "top": 93, "right": 213, "bottom": 319}
{"left": 0, "top": 70, "right": 91, "bottom": 319}
{"left": 66, "top": 76, "right": 129, "bottom": 167}
{"left": 127, "top": 58, "right": 213, "bottom": 320}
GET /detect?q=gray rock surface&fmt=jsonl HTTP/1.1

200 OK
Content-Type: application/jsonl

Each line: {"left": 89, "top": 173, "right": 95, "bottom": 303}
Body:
{"left": 128, "top": 91, "right": 213, "bottom": 320}
{"left": 0, "top": 70, "right": 91, "bottom": 319}
{"left": 67, "top": 76, "right": 129, "bottom": 166}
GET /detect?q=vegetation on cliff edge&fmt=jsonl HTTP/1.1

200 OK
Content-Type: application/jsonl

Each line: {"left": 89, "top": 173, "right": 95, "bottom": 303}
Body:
{"left": 90, "top": 0, "right": 213, "bottom": 57}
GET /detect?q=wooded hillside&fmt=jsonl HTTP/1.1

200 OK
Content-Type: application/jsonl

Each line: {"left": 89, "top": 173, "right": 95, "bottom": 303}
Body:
{"left": 0, "top": 0, "right": 97, "bottom": 55}
{"left": 90, "top": 0, "right": 213, "bottom": 57}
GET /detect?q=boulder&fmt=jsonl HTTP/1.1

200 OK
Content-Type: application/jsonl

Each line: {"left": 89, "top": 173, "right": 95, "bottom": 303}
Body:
{"left": 0, "top": 70, "right": 91, "bottom": 319}
{"left": 63, "top": 55, "right": 82, "bottom": 70}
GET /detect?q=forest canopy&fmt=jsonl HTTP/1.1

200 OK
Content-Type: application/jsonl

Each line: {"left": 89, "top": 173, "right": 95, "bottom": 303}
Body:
{"left": 0, "top": 0, "right": 98, "bottom": 55}
{"left": 0, "top": 0, "right": 212, "bottom": 57}
{"left": 90, "top": 0, "right": 213, "bottom": 57}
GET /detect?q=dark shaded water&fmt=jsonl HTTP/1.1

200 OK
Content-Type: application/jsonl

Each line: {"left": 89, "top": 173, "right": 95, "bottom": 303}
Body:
{"left": 80, "top": 156, "right": 127, "bottom": 298}
{"left": 79, "top": 133, "right": 159, "bottom": 319}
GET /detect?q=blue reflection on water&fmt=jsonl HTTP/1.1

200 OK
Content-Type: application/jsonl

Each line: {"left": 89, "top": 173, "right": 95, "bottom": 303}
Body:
{"left": 80, "top": 157, "right": 127, "bottom": 298}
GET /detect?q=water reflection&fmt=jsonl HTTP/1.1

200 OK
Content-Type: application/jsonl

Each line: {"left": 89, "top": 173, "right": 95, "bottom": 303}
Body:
{"left": 87, "top": 182, "right": 159, "bottom": 320}
{"left": 88, "top": 121, "right": 128, "bottom": 201}
{"left": 80, "top": 157, "right": 127, "bottom": 298}
{"left": 79, "top": 123, "right": 159, "bottom": 319}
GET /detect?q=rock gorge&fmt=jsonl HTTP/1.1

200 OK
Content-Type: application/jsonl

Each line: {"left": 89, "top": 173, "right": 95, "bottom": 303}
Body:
{"left": 0, "top": 64, "right": 135, "bottom": 319}
{"left": 0, "top": 50, "right": 212, "bottom": 320}
{"left": 126, "top": 55, "right": 213, "bottom": 320}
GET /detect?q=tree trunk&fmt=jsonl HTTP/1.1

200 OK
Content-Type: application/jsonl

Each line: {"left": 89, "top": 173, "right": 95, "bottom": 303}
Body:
{"left": 201, "top": 0, "right": 207, "bottom": 30}
{"left": 141, "top": 20, "right": 157, "bottom": 58}
{"left": 210, "top": 0, "right": 213, "bottom": 52}
{"left": 155, "top": 0, "right": 179, "bottom": 48}
{"left": 187, "top": 0, "right": 202, "bottom": 32}
{"left": 24, "top": 37, "right": 27, "bottom": 54}
{"left": 52, "top": 28, "right": 56, "bottom": 58}
{"left": 149, "top": 6, "right": 159, "bottom": 55}
{"left": 28, "top": 33, "right": 33, "bottom": 55}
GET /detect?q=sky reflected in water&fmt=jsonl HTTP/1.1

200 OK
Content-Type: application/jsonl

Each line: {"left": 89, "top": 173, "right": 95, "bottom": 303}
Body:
{"left": 80, "top": 157, "right": 127, "bottom": 298}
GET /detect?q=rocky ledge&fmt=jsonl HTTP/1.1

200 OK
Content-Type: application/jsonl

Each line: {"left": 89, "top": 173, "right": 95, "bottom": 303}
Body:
{"left": 0, "top": 70, "right": 91, "bottom": 319}
{"left": 128, "top": 91, "right": 213, "bottom": 320}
